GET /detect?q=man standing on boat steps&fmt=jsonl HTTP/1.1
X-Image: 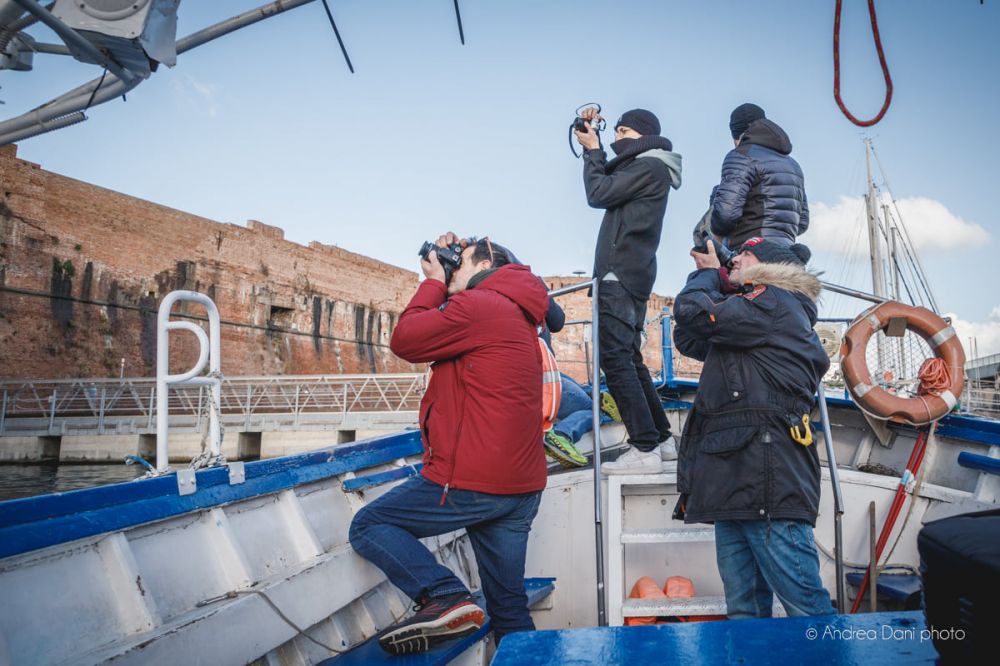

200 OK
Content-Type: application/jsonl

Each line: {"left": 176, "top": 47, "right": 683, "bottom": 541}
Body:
{"left": 574, "top": 106, "right": 682, "bottom": 475}
{"left": 672, "top": 237, "right": 834, "bottom": 618}
{"left": 349, "top": 232, "right": 550, "bottom": 655}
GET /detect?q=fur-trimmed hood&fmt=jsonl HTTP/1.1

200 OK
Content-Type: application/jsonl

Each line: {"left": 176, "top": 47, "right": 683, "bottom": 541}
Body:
{"left": 739, "top": 262, "right": 822, "bottom": 302}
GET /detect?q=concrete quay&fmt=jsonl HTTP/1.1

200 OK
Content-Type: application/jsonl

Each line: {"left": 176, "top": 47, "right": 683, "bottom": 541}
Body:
{"left": 0, "top": 426, "right": 411, "bottom": 464}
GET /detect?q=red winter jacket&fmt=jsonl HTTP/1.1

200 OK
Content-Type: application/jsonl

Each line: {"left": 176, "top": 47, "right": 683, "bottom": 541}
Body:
{"left": 390, "top": 264, "right": 550, "bottom": 495}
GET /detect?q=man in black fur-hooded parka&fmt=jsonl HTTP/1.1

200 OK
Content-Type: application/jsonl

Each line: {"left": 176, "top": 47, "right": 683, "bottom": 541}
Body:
{"left": 672, "top": 237, "right": 834, "bottom": 619}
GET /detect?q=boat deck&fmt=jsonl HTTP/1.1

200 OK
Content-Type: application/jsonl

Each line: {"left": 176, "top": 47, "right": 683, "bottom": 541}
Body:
{"left": 492, "top": 611, "right": 938, "bottom": 665}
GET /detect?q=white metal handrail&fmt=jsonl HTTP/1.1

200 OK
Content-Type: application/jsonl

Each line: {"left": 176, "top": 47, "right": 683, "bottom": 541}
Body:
{"left": 157, "top": 291, "right": 222, "bottom": 473}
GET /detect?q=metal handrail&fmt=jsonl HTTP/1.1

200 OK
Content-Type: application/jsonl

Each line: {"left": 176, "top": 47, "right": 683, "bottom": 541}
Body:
{"left": 156, "top": 291, "right": 222, "bottom": 473}
{"left": 547, "top": 278, "right": 607, "bottom": 626}
{"left": 816, "top": 387, "right": 847, "bottom": 613}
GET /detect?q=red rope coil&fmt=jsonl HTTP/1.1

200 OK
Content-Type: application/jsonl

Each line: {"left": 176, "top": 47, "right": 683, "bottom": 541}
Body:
{"left": 917, "top": 357, "right": 951, "bottom": 397}
{"left": 833, "top": 0, "right": 894, "bottom": 127}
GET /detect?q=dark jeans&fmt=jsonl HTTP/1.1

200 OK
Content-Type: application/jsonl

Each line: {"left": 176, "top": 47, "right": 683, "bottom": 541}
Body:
{"left": 597, "top": 280, "right": 672, "bottom": 451}
{"left": 715, "top": 519, "right": 834, "bottom": 619}
{"left": 349, "top": 474, "right": 542, "bottom": 639}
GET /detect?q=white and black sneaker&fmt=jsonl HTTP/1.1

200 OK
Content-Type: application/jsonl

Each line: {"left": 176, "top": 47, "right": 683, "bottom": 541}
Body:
{"left": 601, "top": 445, "right": 664, "bottom": 475}
{"left": 377, "top": 592, "right": 485, "bottom": 655}
{"left": 660, "top": 435, "right": 678, "bottom": 461}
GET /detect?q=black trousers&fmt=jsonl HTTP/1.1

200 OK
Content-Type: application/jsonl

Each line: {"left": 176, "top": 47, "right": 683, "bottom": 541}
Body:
{"left": 597, "top": 281, "right": 672, "bottom": 451}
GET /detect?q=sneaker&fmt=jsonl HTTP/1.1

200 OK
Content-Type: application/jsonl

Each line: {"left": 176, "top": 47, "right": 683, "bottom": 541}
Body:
{"left": 660, "top": 435, "right": 678, "bottom": 461}
{"left": 544, "top": 431, "right": 588, "bottom": 468}
{"left": 600, "top": 391, "right": 623, "bottom": 423}
{"left": 378, "top": 592, "right": 485, "bottom": 655}
{"left": 601, "top": 445, "right": 663, "bottom": 475}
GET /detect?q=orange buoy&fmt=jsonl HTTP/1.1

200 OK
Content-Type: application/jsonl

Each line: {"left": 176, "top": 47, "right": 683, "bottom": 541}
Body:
{"left": 840, "top": 301, "right": 965, "bottom": 425}
{"left": 663, "top": 576, "right": 727, "bottom": 623}
{"left": 625, "top": 576, "right": 665, "bottom": 626}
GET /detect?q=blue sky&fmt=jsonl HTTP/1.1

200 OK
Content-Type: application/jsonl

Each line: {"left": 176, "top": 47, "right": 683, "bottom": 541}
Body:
{"left": 5, "top": 1, "right": 999, "bottom": 352}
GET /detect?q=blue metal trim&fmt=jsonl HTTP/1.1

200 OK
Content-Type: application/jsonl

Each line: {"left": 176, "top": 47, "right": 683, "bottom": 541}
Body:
{"left": 0, "top": 431, "right": 423, "bottom": 559}
{"left": 492, "top": 611, "right": 936, "bottom": 665}
{"left": 845, "top": 572, "right": 922, "bottom": 603}
{"left": 324, "top": 577, "right": 556, "bottom": 666}
{"left": 937, "top": 417, "right": 1000, "bottom": 447}
{"left": 342, "top": 464, "right": 424, "bottom": 492}
{"left": 957, "top": 451, "right": 1000, "bottom": 476}
{"left": 661, "top": 312, "right": 674, "bottom": 385}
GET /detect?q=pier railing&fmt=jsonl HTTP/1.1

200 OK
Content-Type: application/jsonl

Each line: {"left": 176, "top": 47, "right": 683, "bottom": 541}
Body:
{"left": 0, "top": 374, "right": 426, "bottom": 436}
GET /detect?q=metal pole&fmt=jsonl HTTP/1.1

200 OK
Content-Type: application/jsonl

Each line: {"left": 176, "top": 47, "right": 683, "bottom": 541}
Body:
{"left": 48, "top": 390, "right": 56, "bottom": 434}
{"left": 590, "top": 278, "right": 607, "bottom": 626}
{"left": 0, "top": 389, "right": 7, "bottom": 436}
{"left": 98, "top": 388, "right": 106, "bottom": 435}
{"left": 817, "top": 384, "right": 846, "bottom": 613}
{"left": 869, "top": 501, "right": 878, "bottom": 613}
{"left": 820, "top": 280, "right": 887, "bottom": 305}
{"left": 661, "top": 312, "right": 674, "bottom": 385}
{"left": 544, "top": 278, "right": 608, "bottom": 625}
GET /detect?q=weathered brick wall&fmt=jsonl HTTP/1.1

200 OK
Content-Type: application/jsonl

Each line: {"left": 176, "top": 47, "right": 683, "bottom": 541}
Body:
{"left": 0, "top": 145, "right": 421, "bottom": 378}
{"left": 0, "top": 144, "right": 686, "bottom": 381}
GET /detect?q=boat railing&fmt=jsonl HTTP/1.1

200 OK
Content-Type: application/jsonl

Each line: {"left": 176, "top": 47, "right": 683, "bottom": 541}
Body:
{"left": 156, "top": 290, "right": 223, "bottom": 474}
{"left": 548, "top": 278, "right": 608, "bottom": 626}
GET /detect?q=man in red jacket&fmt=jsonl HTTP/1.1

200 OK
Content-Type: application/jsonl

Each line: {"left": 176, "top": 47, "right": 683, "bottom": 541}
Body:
{"left": 349, "top": 232, "right": 550, "bottom": 655}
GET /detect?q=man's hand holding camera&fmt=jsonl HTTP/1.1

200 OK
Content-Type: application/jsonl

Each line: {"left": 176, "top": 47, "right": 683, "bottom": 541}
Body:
{"left": 419, "top": 231, "right": 468, "bottom": 283}
{"left": 690, "top": 239, "right": 722, "bottom": 270}
{"left": 574, "top": 106, "right": 602, "bottom": 151}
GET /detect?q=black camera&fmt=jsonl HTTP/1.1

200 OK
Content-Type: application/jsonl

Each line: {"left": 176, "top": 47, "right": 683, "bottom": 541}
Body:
{"left": 692, "top": 229, "right": 736, "bottom": 269}
{"left": 418, "top": 241, "right": 464, "bottom": 284}
{"left": 569, "top": 103, "right": 605, "bottom": 158}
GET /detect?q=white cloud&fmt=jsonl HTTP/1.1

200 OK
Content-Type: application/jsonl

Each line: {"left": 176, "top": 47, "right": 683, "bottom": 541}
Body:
{"left": 806, "top": 195, "right": 989, "bottom": 257}
{"left": 170, "top": 74, "right": 219, "bottom": 118}
{"left": 948, "top": 312, "right": 1000, "bottom": 358}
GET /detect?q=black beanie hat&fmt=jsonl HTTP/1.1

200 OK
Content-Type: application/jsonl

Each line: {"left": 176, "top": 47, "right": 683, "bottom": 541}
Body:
{"left": 739, "top": 237, "right": 811, "bottom": 265}
{"left": 729, "top": 103, "right": 766, "bottom": 139}
{"left": 616, "top": 109, "right": 660, "bottom": 136}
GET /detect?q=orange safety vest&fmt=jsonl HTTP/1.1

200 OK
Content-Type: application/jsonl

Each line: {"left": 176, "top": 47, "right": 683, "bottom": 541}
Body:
{"left": 539, "top": 338, "right": 561, "bottom": 432}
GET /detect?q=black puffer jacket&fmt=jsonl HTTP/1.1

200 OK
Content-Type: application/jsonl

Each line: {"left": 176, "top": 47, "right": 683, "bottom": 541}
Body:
{"left": 710, "top": 119, "right": 808, "bottom": 248}
{"left": 583, "top": 136, "right": 682, "bottom": 301}
{"left": 672, "top": 262, "right": 829, "bottom": 525}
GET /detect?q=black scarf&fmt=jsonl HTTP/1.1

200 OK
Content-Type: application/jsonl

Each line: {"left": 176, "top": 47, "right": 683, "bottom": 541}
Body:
{"left": 606, "top": 135, "right": 674, "bottom": 174}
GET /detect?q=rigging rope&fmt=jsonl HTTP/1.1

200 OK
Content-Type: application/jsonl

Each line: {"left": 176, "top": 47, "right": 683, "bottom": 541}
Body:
{"left": 833, "top": 0, "right": 893, "bottom": 126}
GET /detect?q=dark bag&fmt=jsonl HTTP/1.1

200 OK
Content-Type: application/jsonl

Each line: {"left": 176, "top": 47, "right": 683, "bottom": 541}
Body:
{"left": 917, "top": 508, "right": 1000, "bottom": 663}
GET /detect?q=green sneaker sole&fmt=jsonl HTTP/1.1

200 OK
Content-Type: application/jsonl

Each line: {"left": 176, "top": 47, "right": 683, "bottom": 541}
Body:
{"left": 544, "top": 435, "right": 587, "bottom": 468}
{"left": 600, "top": 392, "right": 623, "bottom": 423}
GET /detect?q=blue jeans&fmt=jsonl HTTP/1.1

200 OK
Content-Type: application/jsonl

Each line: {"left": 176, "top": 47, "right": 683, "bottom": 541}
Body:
{"left": 554, "top": 374, "right": 612, "bottom": 442}
{"left": 349, "top": 474, "right": 542, "bottom": 638}
{"left": 715, "top": 520, "right": 834, "bottom": 619}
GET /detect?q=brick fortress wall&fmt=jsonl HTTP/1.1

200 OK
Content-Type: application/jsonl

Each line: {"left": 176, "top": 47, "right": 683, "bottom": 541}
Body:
{"left": 0, "top": 144, "right": 694, "bottom": 381}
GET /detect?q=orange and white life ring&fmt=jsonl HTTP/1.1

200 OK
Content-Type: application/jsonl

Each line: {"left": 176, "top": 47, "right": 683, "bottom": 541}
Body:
{"left": 839, "top": 301, "right": 966, "bottom": 425}
{"left": 539, "top": 338, "right": 562, "bottom": 432}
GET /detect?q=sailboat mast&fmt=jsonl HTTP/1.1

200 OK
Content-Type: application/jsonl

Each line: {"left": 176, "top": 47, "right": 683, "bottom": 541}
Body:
{"left": 864, "top": 139, "right": 888, "bottom": 300}
{"left": 864, "top": 138, "right": 888, "bottom": 374}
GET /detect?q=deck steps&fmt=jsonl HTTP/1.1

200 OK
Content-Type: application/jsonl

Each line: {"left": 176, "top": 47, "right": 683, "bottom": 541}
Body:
{"left": 622, "top": 595, "right": 727, "bottom": 617}
{"left": 619, "top": 526, "right": 715, "bottom": 544}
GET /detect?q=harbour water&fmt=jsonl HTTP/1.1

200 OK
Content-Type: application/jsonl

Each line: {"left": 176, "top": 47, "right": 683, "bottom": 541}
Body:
{"left": 0, "top": 463, "right": 145, "bottom": 501}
